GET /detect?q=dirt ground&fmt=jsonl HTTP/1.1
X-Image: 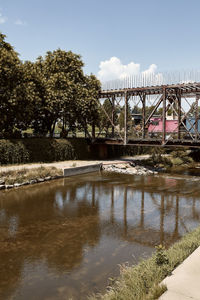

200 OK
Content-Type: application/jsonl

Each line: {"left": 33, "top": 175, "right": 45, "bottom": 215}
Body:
{"left": 0, "top": 155, "right": 151, "bottom": 173}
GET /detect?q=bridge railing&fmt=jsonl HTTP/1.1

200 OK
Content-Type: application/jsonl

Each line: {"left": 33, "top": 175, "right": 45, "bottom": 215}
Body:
{"left": 101, "top": 69, "right": 200, "bottom": 91}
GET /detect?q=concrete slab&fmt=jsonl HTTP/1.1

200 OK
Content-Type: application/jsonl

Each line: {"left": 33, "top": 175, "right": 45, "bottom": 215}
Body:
{"left": 160, "top": 246, "right": 200, "bottom": 300}
{"left": 160, "top": 290, "right": 195, "bottom": 300}
{"left": 63, "top": 163, "right": 102, "bottom": 177}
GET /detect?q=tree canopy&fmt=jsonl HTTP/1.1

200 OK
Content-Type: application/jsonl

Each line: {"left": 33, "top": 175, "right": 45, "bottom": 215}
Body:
{"left": 0, "top": 33, "right": 101, "bottom": 138}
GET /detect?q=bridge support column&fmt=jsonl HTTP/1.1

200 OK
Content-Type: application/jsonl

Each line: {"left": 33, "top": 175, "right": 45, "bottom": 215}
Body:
{"left": 124, "top": 91, "right": 128, "bottom": 145}
{"left": 162, "top": 87, "right": 166, "bottom": 144}
{"left": 142, "top": 93, "right": 146, "bottom": 138}
{"left": 111, "top": 95, "right": 115, "bottom": 138}
{"left": 195, "top": 95, "right": 199, "bottom": 141}
{"left": 177, "top": 89, "right": 181, "bottom": 140}
{"left": 98, "top": 144, "right": 108, "bottom": 159}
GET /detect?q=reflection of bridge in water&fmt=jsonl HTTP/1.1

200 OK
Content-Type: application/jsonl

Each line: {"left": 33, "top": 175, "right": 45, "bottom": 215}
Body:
{"left": 96, "top": 185, "right": 196, "bottom": 247}
{"left": 94, "top": 76, "right": 200, "bottom": 147}
{"left": 61, "top": 176, "right": 200, "bottom": 247}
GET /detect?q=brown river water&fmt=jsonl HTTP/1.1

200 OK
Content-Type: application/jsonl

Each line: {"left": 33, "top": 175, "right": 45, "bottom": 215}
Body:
{"left": 1, "top": 171, "right": 200, "bottom": 299}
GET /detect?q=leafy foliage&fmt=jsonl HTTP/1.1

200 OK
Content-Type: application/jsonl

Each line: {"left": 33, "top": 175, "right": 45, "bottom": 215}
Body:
{"left": 0, "top": 33, "right": 101, "bottom": 137}
{"left": 0, "top": 139, "right": 76, "bottom": 165}
{"left": 0, "top": 33, "right": 22, "bottom": 135}
{"left": 99, "top": 99, "right": 118, "bottom": 136}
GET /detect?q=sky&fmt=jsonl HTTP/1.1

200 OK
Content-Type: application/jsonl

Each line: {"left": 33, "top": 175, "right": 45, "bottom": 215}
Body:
{"left": 1, "top": 0, "right": 200, "bottom": 82}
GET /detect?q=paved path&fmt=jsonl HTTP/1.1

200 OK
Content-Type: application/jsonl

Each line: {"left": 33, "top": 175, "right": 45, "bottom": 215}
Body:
{"left": 160, "top": 246, "right": 200, "bottom": 300}
{"left": 0, "top": 160, "right": 101, "bottom": 172}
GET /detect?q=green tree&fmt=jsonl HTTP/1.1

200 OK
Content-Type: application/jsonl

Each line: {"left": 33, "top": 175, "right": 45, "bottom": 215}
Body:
{"left": 0, "top": 34, "right": 101, "bottom": 138}
{"left": 132, "top": 105, "right": 142, "bottom": 114}
{"left": 99, "top": 99, "right": 118, "bottom": 137}
{"left": 0, "top": 33, "right": 22, "bottom": 136}
{"left": 13, "top": 61, "right": 46, "bottom": 134}
{"left": 32, "top": 49, "right": 86, "bottom": 137}
{"left": 77, "top": 74, "right": 101, "bottom": 138}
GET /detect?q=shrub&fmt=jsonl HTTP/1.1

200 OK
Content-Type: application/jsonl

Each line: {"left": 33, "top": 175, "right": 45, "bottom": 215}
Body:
{"left": 0, "top": 140, "right": 30, "bottom": 165}
{"left": 170, "top": 149, "right": 193, "bottom": 165}
{"left": 171, "top": 157, "right": 183, "bottom": 166}
{"left": 0, "top": 138, "right": 77, "bottom": 165}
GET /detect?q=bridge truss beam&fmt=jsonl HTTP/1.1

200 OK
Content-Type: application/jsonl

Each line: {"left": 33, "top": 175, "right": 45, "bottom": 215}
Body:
{"left": 97, "top": 82, "right": 200, "bottom": 147}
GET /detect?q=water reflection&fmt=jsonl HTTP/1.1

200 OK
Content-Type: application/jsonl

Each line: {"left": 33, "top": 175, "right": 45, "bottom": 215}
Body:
{"left": 0, "top": 173, "right": 200, "bottom": 299}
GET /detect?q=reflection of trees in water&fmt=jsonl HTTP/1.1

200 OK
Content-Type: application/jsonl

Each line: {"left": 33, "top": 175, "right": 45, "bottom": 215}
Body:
{"left": 1, "top": 175, "right": 200, "bottom": 298}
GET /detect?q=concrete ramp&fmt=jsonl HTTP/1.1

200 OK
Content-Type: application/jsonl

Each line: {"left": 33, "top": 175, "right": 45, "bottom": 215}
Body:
{"left": 63, "top": 163, "right": 102, "bottom": 177}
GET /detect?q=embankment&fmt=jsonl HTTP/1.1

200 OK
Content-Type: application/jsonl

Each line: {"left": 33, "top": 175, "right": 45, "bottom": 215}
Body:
{"left": 89, "top": 226, "right": 200, "bottom": 300}
{"left": 0, "top": 138, "right": 150, "bottom": 165}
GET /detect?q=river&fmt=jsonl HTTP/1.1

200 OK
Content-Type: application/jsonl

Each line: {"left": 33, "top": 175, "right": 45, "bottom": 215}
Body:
{"left": 0, "top": 171, "right": 200, "bottom": 299}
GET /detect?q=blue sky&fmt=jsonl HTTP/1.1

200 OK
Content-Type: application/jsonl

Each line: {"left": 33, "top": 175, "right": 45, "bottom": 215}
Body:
{"left": 1, "top": 0, "right": 200, "bottom": 81}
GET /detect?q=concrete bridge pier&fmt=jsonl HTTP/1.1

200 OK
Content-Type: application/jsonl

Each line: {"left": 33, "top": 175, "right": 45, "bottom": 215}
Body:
{"left": 90, "top": 144, "right": 108, "bottom": 159}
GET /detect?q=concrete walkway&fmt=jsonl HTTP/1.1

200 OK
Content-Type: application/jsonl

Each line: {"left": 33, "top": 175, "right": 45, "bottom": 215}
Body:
{"left": 160, "top": 246, "right": 200, "bottom": 300}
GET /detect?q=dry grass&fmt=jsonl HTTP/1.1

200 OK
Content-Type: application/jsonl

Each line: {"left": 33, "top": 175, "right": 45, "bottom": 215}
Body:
{"left": 89, "top": 226, "right": 200, "bottom": 300}
{"left": 0, "top": 166, "right": 62, "bottom": 184}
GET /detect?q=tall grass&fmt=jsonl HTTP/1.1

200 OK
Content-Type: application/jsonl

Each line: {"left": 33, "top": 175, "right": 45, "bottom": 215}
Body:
{"left": 0, "top": 166, "right": 62, "bottom": 184}
{"left": 89, "top": 226, "right": 200, "bottom": 300}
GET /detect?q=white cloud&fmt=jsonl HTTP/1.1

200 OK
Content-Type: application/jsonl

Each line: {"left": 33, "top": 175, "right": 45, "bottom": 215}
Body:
{"left": 142, "top": 64, "right": 163, "bottom": 85}
{"left": 15, "top": 19, "right": 26, "bottom": 26}
{"left": 97, "top": 57, "right": 160, "bottom": 82}
{"left": 0, "top": 12, "right": 7, "bottom": 24}
{"left": 142, "top": 63, "right": 157, "bottom": 76}
{"left": 98, "top": 57, "right": 139, "bottom": 81}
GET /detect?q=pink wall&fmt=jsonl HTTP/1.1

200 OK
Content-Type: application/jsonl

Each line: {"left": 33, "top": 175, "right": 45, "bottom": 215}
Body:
{"left": 148, "top": 118, "right": 178, "bottom": 133}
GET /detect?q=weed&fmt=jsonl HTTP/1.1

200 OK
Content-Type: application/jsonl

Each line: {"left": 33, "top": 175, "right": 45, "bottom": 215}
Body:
{"left": 0, "top": 167, "right": 62, "bottom": 185}
{"left": 155, "top": 245, "right": 169, "bottom": 266}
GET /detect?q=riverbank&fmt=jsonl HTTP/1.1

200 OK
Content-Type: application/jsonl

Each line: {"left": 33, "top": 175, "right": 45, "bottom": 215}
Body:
{"left": 0, "top": 158, "right": 156, "bottom": 189}
{"left": 0, "top": 166, "right": 63, "bottom": 189}
{"left": 0, "top": 159, "right": 165, "bottom": 191}
{"left": 0, "top": 154, "right": 198, "bottom": 190}
{"left": 102, "top": 162, "right": 157, "bottom": 175}
{"left": 89, "top": 226, "right": 200, "bottom": 300}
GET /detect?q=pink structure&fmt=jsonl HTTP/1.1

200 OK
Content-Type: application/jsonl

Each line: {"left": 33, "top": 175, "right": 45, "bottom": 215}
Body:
{"left": 148, "top": 118, "right": 178, "bottom": 133}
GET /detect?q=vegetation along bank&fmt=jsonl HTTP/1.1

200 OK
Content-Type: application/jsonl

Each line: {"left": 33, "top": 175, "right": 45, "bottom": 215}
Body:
{"left": 90, "top": 226, "right": 200, "bottom": 300}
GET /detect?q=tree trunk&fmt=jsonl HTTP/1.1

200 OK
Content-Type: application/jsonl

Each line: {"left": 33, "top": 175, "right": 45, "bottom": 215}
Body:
{"left": 50, "top": 121, "right": 56, "bottom": 138}
{"left": 92, "top": 122, "right": 95, "bottom": 139}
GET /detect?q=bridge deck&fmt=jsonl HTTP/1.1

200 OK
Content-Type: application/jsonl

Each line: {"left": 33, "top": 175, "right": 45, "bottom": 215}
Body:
{"left": 94, "top": 138, "right": 200, "bottom": 148}
{"left": 100, "top": 82, "right": 200, "bottom": 98}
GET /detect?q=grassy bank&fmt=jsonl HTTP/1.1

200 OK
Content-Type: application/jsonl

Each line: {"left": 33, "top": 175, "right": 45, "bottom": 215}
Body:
{"left": 0, "top": 137, "right": 157, "bottom": 165}
{"left": 90, "top": 226, "right": 200, "bottom": 300}
{"left": 0, "top": 166, "right": 62, "bottom": 185}
{"left": 136, "top": 148, "right": 195, "bottom": 171}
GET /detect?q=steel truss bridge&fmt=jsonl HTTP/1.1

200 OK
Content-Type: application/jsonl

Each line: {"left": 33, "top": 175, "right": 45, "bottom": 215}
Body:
{"left": 94, "top": 81, "right": 200, "bottom": 147}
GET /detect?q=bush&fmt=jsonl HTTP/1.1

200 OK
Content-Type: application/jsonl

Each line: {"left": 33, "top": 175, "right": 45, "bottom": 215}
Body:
{"left": 170, "top": 149, "right": 193, "bottom": 165}
{"left": 0, "top": 140, "right": 30, "bottom": 165}
{"left": 0, "top": 138, "right": 77, "bottom": 165}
